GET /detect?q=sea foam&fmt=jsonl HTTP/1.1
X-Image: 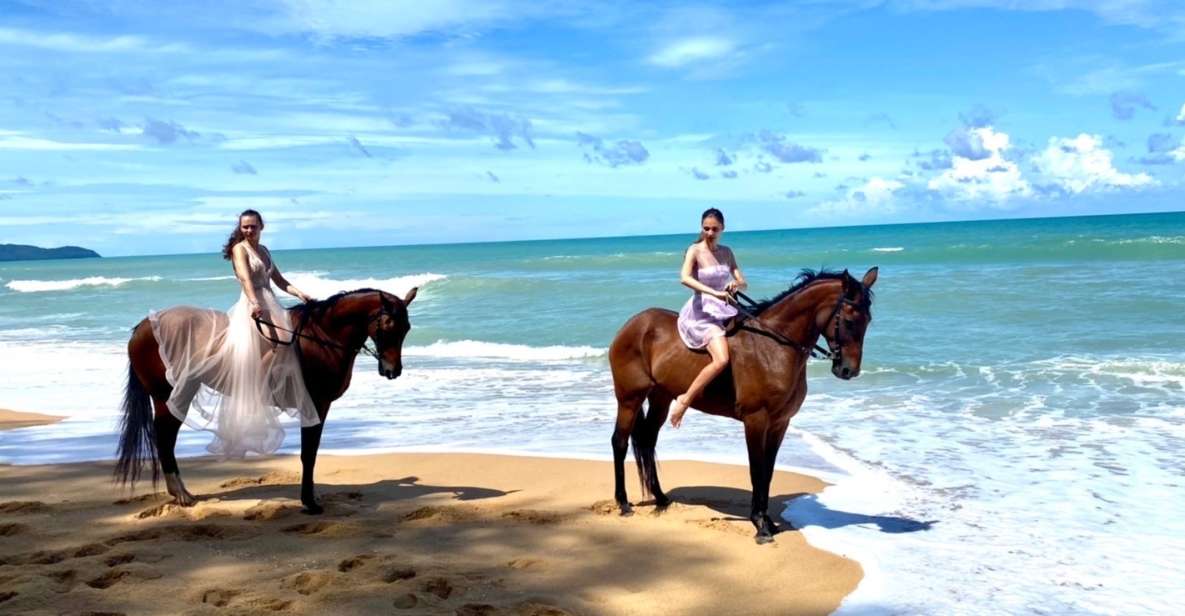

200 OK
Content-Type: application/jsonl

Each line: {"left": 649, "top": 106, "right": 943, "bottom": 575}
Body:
{"left": 6, "top": 276, "right": 162, "bottom": 293}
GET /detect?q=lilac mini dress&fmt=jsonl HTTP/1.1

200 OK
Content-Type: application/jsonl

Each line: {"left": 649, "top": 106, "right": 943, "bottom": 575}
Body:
{"left": 677, "top": 263, "right": 738, "bottom": 349}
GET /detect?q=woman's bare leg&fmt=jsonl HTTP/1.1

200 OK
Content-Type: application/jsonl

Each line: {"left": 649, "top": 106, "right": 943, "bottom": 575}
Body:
{"left": 670, "top": 333, "right": 730, "bottom": 428}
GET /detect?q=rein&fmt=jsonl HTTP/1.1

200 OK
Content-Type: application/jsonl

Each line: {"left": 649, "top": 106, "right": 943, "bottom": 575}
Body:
{"left": 253, "top": 310, "right": 382, "bottom": 360}
{"left": 732, "top": 291, "right": 836, "bottom": 361}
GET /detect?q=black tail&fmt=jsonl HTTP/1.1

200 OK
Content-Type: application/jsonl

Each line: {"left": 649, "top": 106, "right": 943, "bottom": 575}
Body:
{"left": 114, "top": 361, "right": 159, "bottom": 486}
{"left": 631, "top": 402, "right": 662, "bottom": 499}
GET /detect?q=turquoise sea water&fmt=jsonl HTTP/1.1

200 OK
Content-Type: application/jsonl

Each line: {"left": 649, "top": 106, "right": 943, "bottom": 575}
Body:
{"left": 1, "top": 211, "right": 1183, "bottom": 614}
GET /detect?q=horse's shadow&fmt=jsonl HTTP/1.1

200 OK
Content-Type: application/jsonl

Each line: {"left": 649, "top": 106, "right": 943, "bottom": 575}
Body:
{"left": 212, "top": 475, "right": 512, "bottom": 507}
{"left": 667, "top": 487, "right": 935, "bottom": 534}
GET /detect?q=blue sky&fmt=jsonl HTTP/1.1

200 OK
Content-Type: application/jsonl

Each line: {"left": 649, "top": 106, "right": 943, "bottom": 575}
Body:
{"left": 1, "top": 1, "right": 1183, "bottom": 256}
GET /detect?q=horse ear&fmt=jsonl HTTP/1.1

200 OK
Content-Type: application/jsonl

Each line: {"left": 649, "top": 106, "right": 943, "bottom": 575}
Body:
{"left": 862, "top": 266, "right": 879, "bottom": 289}
{"left": 403, "top": 287, "right": 418, "bottom": 304}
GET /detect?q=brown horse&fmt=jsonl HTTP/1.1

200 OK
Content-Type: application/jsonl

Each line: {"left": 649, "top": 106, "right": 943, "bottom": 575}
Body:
{"left": 115, "top": 287, "right": 416, "bottom": 514}
{"left": 608, "top": 268, "right": 877, "bottom": 543}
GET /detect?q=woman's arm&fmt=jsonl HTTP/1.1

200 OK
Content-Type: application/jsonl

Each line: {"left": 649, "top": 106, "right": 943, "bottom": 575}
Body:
{"left": 265, "top": 251, "right": 312, "bottom": 303}
{"left": 680, "top": 246, "right": 728, "bottom": 299}
{"left": 232, "top": 244, "right": 265, "bottom": 317}
{"left": 724, "top": 247, "right": 747, "bottom": 294}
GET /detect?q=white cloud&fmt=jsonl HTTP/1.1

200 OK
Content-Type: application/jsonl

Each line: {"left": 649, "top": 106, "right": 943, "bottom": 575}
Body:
{"left": 928, "top": 127, "right": 1031, "bottom": 202}
{"left": 811, "top": 176, "right": 906, "bottom": 217}
{"left": 0, "top": 27, "right": 190, "bottom": 53}
{"left": 1032, "top": 133, "right": 1155, "bottom": 194}
{"left": 648, "top": 37, "right": 736, "bottom": 68}
{"left": 0, "top": 135, "right": 140, "bottom": 151}
{"left": 1176, "top": 103, "right": 1185, "bottom": 124}
{"left": 264, "top": 0, "right": 511, "bottom": 39}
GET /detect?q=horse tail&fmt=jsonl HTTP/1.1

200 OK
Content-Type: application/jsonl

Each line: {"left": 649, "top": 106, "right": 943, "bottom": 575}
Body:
{"left": 631, "top": 397, "right": 662, "bottom": 499}
{"left": 114, "top": 360, "right": 159, "bottom": 486}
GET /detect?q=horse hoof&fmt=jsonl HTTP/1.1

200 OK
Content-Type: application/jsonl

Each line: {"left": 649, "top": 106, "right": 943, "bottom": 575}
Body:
{"left": 301, "top": 503, "right": 324, "bottom": 515}
{"left": 618, "top": 503, "right": 634, "bottom": 517}
{"left": 654, "top": 495, "right": 672, "bottom": 511}
{"left": 754, "top": 533, "right": 775, "bottom": 545}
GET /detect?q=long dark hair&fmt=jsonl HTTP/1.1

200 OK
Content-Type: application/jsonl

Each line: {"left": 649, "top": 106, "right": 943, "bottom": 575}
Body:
{"left": 695, "top": 207, "right": 725, "bottom": 244}
{"left": 221, "top": 209, "right": 264, "bottom": 260}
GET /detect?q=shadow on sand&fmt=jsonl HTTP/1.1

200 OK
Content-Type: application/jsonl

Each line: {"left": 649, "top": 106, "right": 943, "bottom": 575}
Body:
{"left": 668, "top": 486, "right": 935, "bottom": 534}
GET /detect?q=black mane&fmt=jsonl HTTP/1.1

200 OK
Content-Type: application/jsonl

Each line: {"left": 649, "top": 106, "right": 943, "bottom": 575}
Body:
{"left": 749, "top": 269, "right": 873, "bottom": 314}
{"left": 292, "top": 287, "right": 387, "bottom": 318}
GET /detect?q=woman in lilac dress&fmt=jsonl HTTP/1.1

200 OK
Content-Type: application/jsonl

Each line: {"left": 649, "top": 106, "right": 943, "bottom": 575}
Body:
{"left": 669, "top": 208, "right": 748, "bottom": 428}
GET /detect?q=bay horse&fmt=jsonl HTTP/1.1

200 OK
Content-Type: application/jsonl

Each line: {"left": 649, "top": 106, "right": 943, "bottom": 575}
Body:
{"left": 115, "top": 287, "right": 416, "bottom": 514}
{"left": 608, "top": 268, "right": 877, "bottom": 543}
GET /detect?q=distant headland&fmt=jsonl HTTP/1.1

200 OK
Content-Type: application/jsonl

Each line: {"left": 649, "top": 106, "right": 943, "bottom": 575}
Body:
{"left": 0, "top": 244, "right": 101, "bottom": 261}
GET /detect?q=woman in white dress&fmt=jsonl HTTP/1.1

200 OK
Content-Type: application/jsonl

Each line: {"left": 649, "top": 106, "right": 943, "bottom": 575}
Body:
{"left": 149, "top": 209, "right": 319, "bottom": 457}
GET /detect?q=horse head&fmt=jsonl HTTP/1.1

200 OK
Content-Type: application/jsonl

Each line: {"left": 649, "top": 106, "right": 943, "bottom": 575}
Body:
{"left": 370, "top": 287, "right": 417, "bottom": 379}
{"left": 820, "top": 267, "right": 877, "bottom": 380}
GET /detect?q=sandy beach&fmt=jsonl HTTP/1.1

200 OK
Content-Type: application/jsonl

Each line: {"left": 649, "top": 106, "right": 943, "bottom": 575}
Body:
{"left": 0, "top": 409, "right": 64, "bottom": 431}
{"left": 0, "top": 452, "right": 861, "bottom": 615}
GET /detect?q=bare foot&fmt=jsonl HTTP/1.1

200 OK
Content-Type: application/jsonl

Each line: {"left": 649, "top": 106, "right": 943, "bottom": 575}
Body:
{"left": 669, "top": 396, "right": 689, "bottom": 428}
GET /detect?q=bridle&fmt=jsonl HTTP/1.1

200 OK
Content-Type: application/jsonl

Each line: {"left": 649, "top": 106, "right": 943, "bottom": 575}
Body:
{"left": 252, "top": 294, "right": 404, "bottom": 362}
{"left": 733, "top": 284, "right": 862, "bottom": 363}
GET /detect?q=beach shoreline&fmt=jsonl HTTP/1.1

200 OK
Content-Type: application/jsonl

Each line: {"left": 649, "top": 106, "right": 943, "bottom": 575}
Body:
{"left": 0, "top": 408, "right": 64, "bottom": 431}
{"left": 0, "top": 451, "right": 861, "bottom": 615}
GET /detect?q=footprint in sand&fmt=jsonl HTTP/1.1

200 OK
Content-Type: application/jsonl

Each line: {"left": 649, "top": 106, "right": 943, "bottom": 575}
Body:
{"left": 0, "top": 501, "right": 50, "bottom": 514}
{"left": 0, "top": 523, "right": 29, "bottom": 537}
{"left": 691, "top": 517, "right": 755, "bottom": 536}
{"left": 282, "top": 571, "right": 334, "bottom": 596}
{"left": 104, "top": 554, "right": 135, "bottom": 567}
{"left": 421, "top": 577, "right": 455, "bottom": 600}
{"left": 337, "top": 553, "right": 376, "bottom": 572}
{"left": 500, "top": 509, "right": 568, "bottom": 525}
{"left": 516, "top": 603, "right": 574, "bottom": 616}
{"left": 136, "top": 503, "right": 233, "bottom": 521}
{"left": 456, "top": 604, "right": 499, "bottom": 616}
{"left": 220, "top": 471, "right": 300, "bottom": 489}
{"left": 507, "top": 558, "right": 544, "bottom": 570}
{"left": 106, "top": 524, "right": 246, "bottom": 547}
{"left": 0, "top": 550, "right": 64, "bottom": 566}
{"left": 243, "top": 501, "right": 300, "bottom": 521}
{"left": 380, "top": 565, "right": 417, "bottom": 583}
{"left": 201, "top": 588, "right": 241, "bottom": 607}
{"left": 72, "top": 543, "right": 111, "bottom": 558}
{"left": 401, "top": 505, "right": 479, "bottom": 524}
{"left": 588, "top": 500, "right": 619, "bottom": 515}
{"left": 280, "top": 521, "right": 358, "bottom": 537}
{"left": 392, "top": 593, "right": 419, "bottom": 609}
{"left": 240, "top": 597, "right": 292, "bottom": 612}
{"left": 45, "top": 569, "right": 78, "bottom": 593}
{"left": 86, "top": 569, "right": 132, "bottom": 590}
{"left": 112, "top": 493, "right": 167, "bottom": 505}
{"left": 0, "top": 591, "right": 17, "bottom": 605}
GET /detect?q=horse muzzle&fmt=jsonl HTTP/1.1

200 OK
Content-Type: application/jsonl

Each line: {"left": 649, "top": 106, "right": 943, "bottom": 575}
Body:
{"left": 832, "top": 363, "right": 859, "bottom": 380}
{"left": 378, "top": 363, "right": 402, "bottom": 379}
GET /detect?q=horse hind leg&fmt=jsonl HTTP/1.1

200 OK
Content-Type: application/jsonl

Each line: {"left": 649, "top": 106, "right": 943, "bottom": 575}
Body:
{"left": 153, "top": 400, "right": 196, "bottom": 506}
{"left": 611, "top": 392, "right": 646, "bottom": 516}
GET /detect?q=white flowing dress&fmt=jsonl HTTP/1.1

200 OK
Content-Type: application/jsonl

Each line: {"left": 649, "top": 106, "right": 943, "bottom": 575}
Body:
{"left": 148, "top": 244, "right": 319, "bottom": 458}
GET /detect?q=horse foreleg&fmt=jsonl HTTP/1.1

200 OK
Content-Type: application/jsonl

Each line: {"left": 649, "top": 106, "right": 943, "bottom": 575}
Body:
{"left": 743, "top": 412, "right": 776, "bottom": 544}
{"left": 153, "top": 402, "right": 196, "bottom": 506}
{"left": 611, "top": 397, "right": 643, "bottom": 516}
{"left": 300, "top": 420, "right": 325, "bottom": 515}
{"left": 760, "top": 420, "right": 790, "bottom": 535}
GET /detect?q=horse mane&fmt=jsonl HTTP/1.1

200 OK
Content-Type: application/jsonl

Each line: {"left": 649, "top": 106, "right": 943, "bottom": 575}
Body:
{"left": 292, "top": 288, "right": 386, "bottom": 318}
{"left": 749, "top": 269, "right": 873, "bottom": 315}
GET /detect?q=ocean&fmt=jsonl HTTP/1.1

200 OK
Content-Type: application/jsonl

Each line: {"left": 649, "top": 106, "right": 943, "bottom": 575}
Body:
{"left": 1, "top": 211, "right": 1182, "bottom": 614}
